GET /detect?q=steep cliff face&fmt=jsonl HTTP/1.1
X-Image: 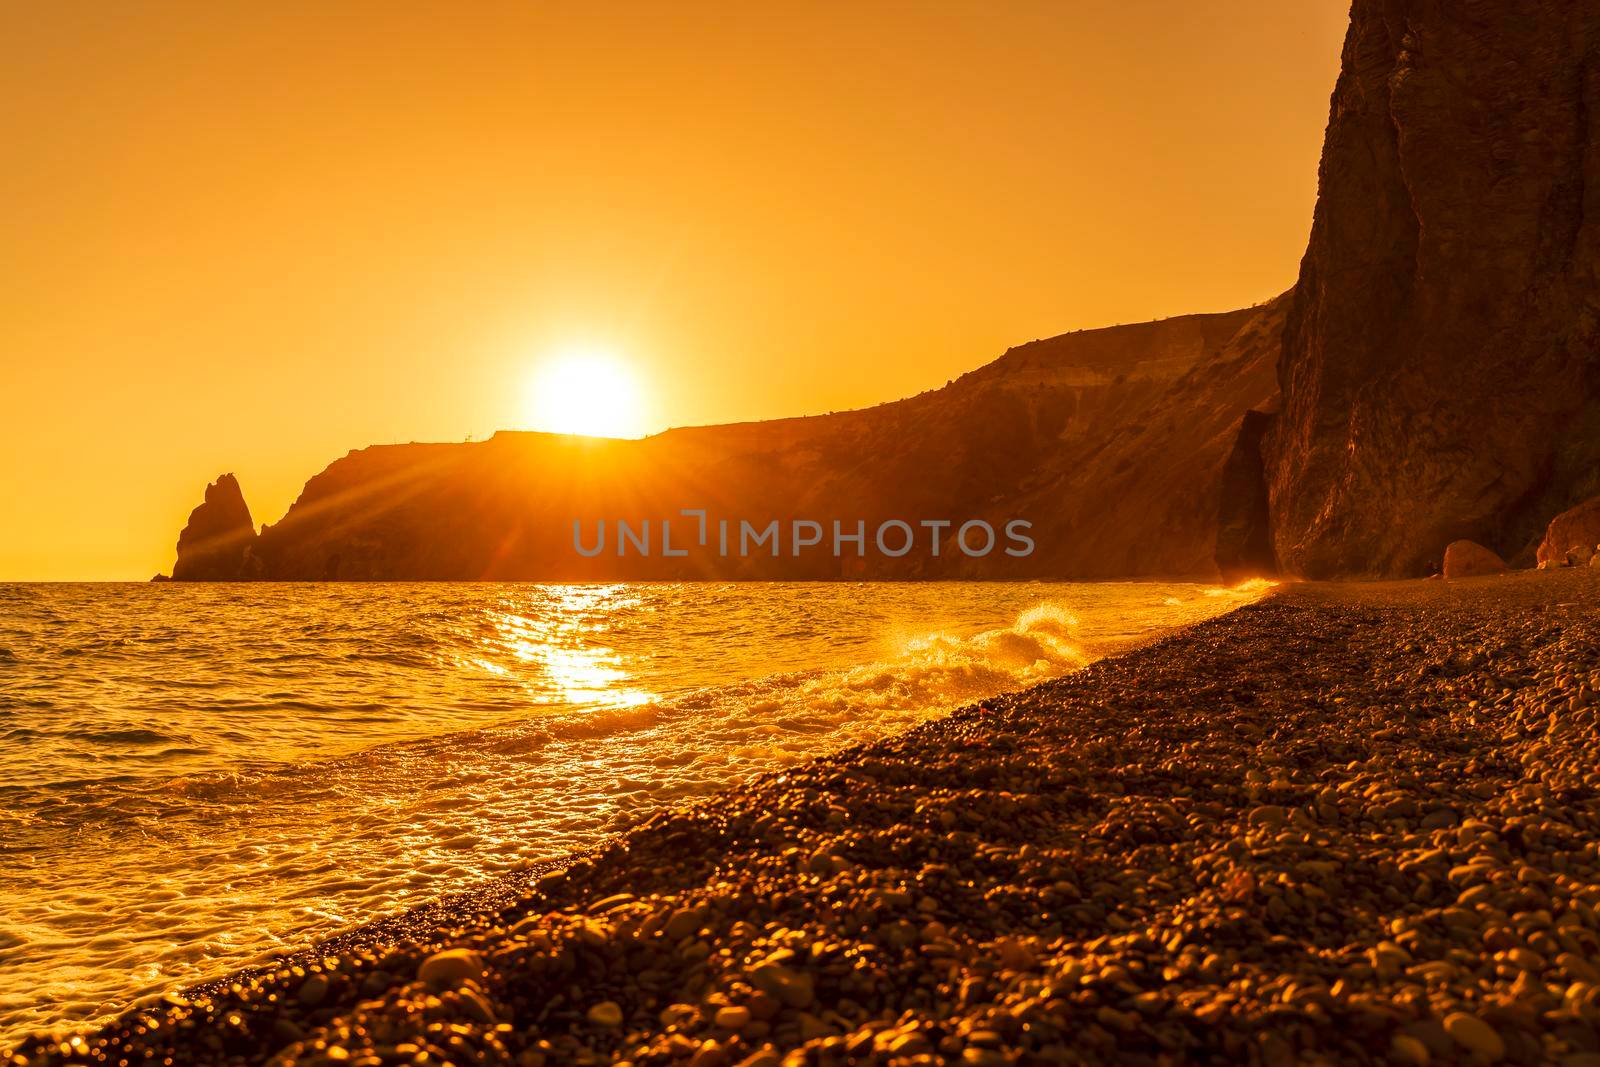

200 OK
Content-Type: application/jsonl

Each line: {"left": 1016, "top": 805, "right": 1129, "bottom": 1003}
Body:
{"left": 1214, "top": 409, "right": 1279, "bottom": 584}
{"left": 1267, "top": 0, "right": 1600, "bottom": 578}
{"left": 223, "top": 299, "right": 1285, "bottom": 582}
{"left": 171, "top": 473, "right": 259, "bottom": 581}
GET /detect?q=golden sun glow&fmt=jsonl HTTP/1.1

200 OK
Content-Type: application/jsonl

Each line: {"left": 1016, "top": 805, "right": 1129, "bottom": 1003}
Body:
{"left": 525, "top": 349, "right": 648, "bottom": 438}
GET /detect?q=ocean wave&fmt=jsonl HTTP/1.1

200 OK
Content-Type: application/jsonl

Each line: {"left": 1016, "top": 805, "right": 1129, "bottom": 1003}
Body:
{"left": 59, "top": 727, "right": 187, "bottom": 746}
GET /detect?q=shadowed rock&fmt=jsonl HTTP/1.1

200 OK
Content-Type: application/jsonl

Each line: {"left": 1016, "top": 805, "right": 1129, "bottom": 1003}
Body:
{"left": 1538, "top": 495, "right": 1600, "bottom": 568}
{"left": 1266, "top": 0, "right": 1600, "bottom": 578}
{"left": 1442, "top": 540, "right": 1507, "bottom": 580}
{"left": 1214, "top": 409, "right": 1278, "bottom": 584}
{"left": 171, "top": 474, "right": 259, "bottom": 581}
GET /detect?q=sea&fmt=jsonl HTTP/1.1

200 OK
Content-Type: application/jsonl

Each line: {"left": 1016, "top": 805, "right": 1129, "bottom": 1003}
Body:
{"left": 0, "top": 580, "right": 1267, "bottom": 1044}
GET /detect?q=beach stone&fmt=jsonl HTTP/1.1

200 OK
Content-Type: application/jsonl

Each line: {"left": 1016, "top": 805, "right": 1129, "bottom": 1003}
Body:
{"left": 455, "top": 986, "right": 497, "bottom": 1024}
{"left": 1421, "top": 806, "right": 1459, "bottom": 830}
{"left": 1400, "top": 1021, "right": 1454, "bottom": 1060}
{"left": 962, "top": 1050, "right": 1010, "bottom": 1067}
{"left": 587, "top": 1001, "right": 625, "bottom": 1028}
{"left": 664, "top": 907, "right": 701, "bottom": 941}
{"left": 748, "top": 960, "right": 814, "bottom": 1009}
{"left": 1247, "top": 804, "right": 1286, "bottom": 828}
{"left": 714, "top": 1006, "right": 752, "bottom": 1030}
{"left": 1561, "top": 954, "right": 1600, "bottom": 983}
{"left": 688, "top": 1042, "right": 727, "bottom": 1067}
{"left": 297, "top": 973, "right": 330, "bottom": 1006}
{"left": 1538, "top": 496, "right": 1600, "bottom": 569}
{"left": 1443, "top": 1012, "right": 1505, "bottom": 1061}
{"left": 417, "top": 948, "right": 484, "bottom": 989}
{"left": 997, "top": 937, "right": 1037, "bottom": 971}
{"left": 888, "top": 1031, "right": 933, "bottom": 1056}
{"left": 1443, "top": 541, "right": 1508, "bottom": 579}
{"left": 1390, "top": 1033, "right": 1431, "bottom": 1065}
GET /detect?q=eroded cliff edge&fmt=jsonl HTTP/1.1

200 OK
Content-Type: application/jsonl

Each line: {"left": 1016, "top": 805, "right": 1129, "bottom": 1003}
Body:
{"left": 1265, "top": 0, "right": 1600, "bottom": 578}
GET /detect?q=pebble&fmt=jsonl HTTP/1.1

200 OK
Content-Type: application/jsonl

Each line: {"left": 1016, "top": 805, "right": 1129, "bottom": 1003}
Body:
{"left": 296, "top": 973, "right": 329, "bottom": 1006}
{"left": 415, "top": 948, "right": 483, "bottom": 989}
{"left": 1443, "top": 1011, "right": 1505, "bottom": 1061}
{"left": 713, "top": 1006, "right": 751, "bottom": 1030}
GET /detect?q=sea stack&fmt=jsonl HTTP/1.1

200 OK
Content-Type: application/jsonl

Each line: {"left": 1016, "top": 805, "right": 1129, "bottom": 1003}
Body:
{"left": 171, "top": 473, "right": 259, "bottom": 581}
{"left": 1265, "top": 0, "right": 1600, "bottom": 578}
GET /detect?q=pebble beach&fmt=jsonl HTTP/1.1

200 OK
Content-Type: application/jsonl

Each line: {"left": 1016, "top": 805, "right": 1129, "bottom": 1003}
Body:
{"left": 11, "top": 570, "right": 1600, "bottom": 1066}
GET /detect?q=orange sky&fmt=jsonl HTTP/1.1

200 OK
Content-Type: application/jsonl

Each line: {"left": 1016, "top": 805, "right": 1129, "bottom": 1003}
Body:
{"left": 1, "top": 2, "right": 1349, "bottom": 581}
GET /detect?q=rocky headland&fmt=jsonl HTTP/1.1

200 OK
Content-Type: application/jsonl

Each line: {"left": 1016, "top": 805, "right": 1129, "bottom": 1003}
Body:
{"left": 165, "top": 303, "right": 1287, "bottom": 583}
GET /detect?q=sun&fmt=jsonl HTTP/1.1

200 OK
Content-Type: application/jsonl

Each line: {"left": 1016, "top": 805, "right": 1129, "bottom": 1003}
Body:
{"left": 525, "top": 348, "right": 647, "bottom": 438}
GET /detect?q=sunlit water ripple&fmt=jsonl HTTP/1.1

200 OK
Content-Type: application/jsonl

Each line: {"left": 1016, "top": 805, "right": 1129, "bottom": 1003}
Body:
{"left": 0, "top": 580, "right": 1267, "bottom": 1043}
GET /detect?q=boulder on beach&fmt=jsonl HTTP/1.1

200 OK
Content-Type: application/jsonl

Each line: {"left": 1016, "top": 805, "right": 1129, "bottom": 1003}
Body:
{"left": 1537, "top": 495, "right": 1600, "bottom": 569}
{"left": 171, "top": 473, "right": 260, "bottom": 581}
{"left": 1442, "top": 540, "right": 1507, "bottom": 580}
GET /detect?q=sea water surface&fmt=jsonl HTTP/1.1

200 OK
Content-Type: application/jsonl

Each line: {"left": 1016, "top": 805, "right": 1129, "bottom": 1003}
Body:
{"left": 0, "top": 581, "right": 1266, "bottom": 1043}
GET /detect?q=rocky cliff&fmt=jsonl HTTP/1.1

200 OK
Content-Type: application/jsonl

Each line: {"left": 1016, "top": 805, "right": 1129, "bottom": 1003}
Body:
{"left": 169, "top": 4, "right": 1600, "bottom": 582}
{"left": 171, "top": 300, "right": 1287, "bottom": 581}
{"left": 170, "top": 473, "right": 258, "bottom": 581}
{"left": 1214, "top": 409, "right": 1278, "bottom": 584}
{"left": 1265, "top": 0, "right": 1600, "bottom": 578}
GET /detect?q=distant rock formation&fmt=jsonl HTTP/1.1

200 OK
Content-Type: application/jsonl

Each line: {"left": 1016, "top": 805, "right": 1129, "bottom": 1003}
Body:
{"left": 1442, "top": 541, "right": 1507, "bottom": 581}
{"left": 169, "top": 300, "right": 1289, "bottom": 582}
{"left": 1538, "top": 496, "right": 1600, "bottom": 568}
{"left": 1214, "top": 409, "right": 1278, "bottom": 584}
{"left": 1265, "top": 0, "right": 1600, "bottom": 578}
{"left": 157, "top": 5, "right": 1600, "bottom": 583}
{"left": 171, "top": 474, "right": 259, "bottom": 581}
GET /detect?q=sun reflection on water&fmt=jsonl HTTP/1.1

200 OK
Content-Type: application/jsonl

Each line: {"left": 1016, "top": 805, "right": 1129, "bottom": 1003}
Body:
{"left": 479, "top": 586, "right": 658, "bottom": 709}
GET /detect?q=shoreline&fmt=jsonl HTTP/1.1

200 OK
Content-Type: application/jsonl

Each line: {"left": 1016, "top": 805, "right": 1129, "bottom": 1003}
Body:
{"left": 12, "top": 570, "right": 1600, "bottom": 1065}
{"left": 0, "top": 580, "right": 1234, "bottom": 1046}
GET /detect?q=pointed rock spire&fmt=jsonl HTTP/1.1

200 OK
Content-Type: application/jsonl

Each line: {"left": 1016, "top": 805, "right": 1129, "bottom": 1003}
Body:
{"left": 171, "top": 473, "right": 260, "bottom": 580}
